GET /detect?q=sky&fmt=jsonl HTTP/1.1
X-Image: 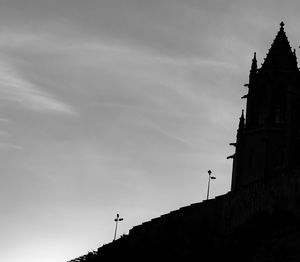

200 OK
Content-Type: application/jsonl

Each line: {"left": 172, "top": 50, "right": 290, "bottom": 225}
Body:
{"left": 1, "top": 0, "right": 300, "bottom": 261}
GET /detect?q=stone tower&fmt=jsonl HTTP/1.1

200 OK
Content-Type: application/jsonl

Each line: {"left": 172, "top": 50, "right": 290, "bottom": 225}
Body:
{"left": 230, "top": 22, "right": 300, "bottom": 191}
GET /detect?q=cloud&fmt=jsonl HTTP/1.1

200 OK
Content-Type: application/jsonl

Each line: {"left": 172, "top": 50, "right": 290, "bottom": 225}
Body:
{"left": 143, "top": 120, "right": 200, "bottom": 150}
{"left": 0, "top": 130, "right": 11, "bottom": 136}
{"left": 0, "top": 61, "right": 75, "bottom": 115}
{"left": 0, "top": 27, "right": 41, "bottom": 48}
{"left": 0, "top": 142, "right": 23, "bottom": 150}
{"left": 0, "top": 118, "right": 10, "bottom": 122}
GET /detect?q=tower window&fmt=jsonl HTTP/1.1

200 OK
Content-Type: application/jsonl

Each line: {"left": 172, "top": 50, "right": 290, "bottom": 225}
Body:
{"left": 274, "top": 105, "right": 283, "bottom": 124}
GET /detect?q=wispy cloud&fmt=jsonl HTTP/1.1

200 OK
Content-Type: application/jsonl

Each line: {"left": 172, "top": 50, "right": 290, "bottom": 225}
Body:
{"left": 0, "top": 142, "right": 23, "bottom": 150}
{"left": 0, "top": 118, "right": 10, "bottom": 122}
{"left": 144, "top": 120, "right": 199, "bottom": 150}
{"left": 0, "top": 61, "right": 75, "bottom": 115}
{"left": 0, "top": 130, "right": 11, "bottom": 136}
{"left": 0, "top": 27, "right": 41, "bottom": 48}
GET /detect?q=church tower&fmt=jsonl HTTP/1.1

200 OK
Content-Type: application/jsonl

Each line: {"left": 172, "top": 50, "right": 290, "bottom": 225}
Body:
{"left": 230, "top": 22, "right": 300, "bottom": 191}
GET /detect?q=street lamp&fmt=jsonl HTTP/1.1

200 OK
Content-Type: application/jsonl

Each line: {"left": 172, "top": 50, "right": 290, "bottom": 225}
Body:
{"left": 113, "top": 213, "right": 124, "bottom": 241}
{"left": 206, "top": 170, "right": 216, "bottom": 200}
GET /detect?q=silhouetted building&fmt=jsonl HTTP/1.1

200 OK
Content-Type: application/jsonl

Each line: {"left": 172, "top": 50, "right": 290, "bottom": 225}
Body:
{"left": 230, "top": 22, "right": 300, "bottom": 191}
{"left": 68, "top": 23, "right": 300, "bottom": 262}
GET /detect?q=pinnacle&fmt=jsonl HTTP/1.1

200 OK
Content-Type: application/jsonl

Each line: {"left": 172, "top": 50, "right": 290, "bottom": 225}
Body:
{"left": 251, "top": 52, "right": 257, "bottom": 72}
{"left": 261, "top": 22, "right": 298, "bottom": 71}
{"left": 239, "top": 110, "right": 245, "bottom": 129}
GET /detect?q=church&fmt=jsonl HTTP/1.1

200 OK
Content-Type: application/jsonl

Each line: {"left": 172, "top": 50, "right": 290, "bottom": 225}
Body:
{"left": 68, "top": 23, "right": 300, "bottom": 262}
{"left": 231, "top": 22, "right": 300, "bottom": 191}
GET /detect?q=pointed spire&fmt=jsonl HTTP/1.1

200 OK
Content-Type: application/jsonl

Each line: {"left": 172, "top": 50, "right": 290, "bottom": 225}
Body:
{"left": 261, "top": 22, "right": 298, "bottom": 71}
{"left": 251, "top": 52, "right": 257, "bottom": 72}
{"left": 239, "top": 110, "right": 245, "bottom": 129}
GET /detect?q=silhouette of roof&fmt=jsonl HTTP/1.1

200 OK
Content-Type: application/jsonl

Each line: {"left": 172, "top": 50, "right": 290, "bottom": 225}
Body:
{"left": 261, "top": 22, "right": 298, "bottom": 71}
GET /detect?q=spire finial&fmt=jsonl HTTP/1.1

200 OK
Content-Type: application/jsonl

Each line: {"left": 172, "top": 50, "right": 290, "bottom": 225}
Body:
{"left": 280, "top": 21, "right": 285, "bottom": 30}
{"left": 251, "top": 52, "right": 257, "bottom": 72}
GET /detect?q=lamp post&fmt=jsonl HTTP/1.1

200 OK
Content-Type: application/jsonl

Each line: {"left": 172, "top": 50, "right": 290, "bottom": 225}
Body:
{"left": 206, "top": 170, "right": 216, "bottom": 200}
{"left": 113, "top": 213, "right": 124, "bottom": 241}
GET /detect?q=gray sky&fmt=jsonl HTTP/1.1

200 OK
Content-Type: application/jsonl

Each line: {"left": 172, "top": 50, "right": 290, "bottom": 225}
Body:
{"left": 1, "top": 0, "right": 300, "bottom": 261}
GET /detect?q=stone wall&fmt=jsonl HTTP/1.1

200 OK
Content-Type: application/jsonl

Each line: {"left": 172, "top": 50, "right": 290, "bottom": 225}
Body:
{"left": 69, "top": 170, "right": 300, "bottom": 262}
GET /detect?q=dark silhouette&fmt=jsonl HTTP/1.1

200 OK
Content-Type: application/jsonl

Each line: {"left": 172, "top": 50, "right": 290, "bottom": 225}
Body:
{"left": 68, "top": 23, "right": 300, "bottom": 262}
{"left": 206, "top": 169, "right": 216, "bottom": 200}
{"left": 113, "top": 213, "right": 123, "bottom": 241}
{"left": 230, "top": 21, "right": 300, "bottom": 191}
